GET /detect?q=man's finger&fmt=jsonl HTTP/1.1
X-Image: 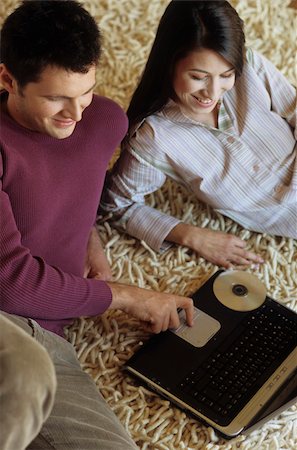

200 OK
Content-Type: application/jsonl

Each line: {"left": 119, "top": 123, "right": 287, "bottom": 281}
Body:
{"left": 176, "top": 297, "right": 194, "bottom": 326}
{"left": 168, "top": 307, "right": 180, "bottom": 330}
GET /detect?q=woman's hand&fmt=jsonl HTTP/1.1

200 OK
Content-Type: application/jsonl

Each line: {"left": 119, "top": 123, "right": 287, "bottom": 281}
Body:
{"left": 167, "top": 223, "right": 264, "bottom": 268}
{"left": 84, "top": 226, "right": 112, "bottom": 281}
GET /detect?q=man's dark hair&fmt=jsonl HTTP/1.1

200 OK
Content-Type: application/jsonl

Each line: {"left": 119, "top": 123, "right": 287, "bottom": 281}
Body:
{"left": 1, "top": 0, "right": 101, "bottom": 87}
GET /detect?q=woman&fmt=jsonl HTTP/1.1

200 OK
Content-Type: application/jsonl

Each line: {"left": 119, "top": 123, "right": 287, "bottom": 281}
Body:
{"left": 101, "top": 0, "right": 296, "bottom": 268}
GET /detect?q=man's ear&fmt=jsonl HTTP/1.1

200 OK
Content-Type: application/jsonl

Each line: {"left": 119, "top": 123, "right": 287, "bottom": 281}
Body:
{"left": 0, "top": 64, "right": 18, "bottom": 93}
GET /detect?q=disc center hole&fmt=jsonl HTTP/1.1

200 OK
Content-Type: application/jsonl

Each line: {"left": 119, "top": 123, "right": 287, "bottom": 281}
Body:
{"left": 232, "top": 284, "right": 248, "bottom": 296}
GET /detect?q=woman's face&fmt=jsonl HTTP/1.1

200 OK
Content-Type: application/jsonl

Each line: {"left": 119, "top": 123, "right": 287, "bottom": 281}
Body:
{"left": 172, "top": 48, "right": 236, "bottom": 120}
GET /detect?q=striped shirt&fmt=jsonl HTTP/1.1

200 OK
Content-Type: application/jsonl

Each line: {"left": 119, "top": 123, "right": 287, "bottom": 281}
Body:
{"left": 101, "top": 50, "right": 297, "bottom": 250}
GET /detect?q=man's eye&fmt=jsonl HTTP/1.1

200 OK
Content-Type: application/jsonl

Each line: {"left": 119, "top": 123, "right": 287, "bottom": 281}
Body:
{"left": 46, "top": 97, "right": 61, "bottom": 101}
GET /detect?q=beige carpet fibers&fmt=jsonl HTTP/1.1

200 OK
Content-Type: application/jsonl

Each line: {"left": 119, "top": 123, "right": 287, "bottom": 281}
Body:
{"left": 1, "top": 1, "right": 296, "bottom": 449}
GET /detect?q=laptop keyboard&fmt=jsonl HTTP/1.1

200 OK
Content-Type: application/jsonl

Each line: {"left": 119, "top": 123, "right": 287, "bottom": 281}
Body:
{"left": 178, "top": 303, "right": 297, "bottom": 423}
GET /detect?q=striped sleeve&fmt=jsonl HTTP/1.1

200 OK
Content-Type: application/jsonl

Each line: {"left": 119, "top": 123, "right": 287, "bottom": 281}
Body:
{"left": 101, "top": 139, "right": 180, "bottom": 251}
{"left": 248, "top": 49, "right": 296, "bottom": 137}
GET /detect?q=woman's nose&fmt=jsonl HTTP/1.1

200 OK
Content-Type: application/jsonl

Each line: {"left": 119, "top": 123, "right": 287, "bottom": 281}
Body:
{"left": 204, "top": 78, "right": 221, "bottom": 99}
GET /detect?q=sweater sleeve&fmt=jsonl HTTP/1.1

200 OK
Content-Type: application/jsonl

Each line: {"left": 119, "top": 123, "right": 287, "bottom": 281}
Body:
{"left": 0, "top": 177, "right": 112, "bottom": 321}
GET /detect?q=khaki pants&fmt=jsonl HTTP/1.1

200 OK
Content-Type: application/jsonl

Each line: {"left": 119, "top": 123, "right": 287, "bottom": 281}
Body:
{"left": 0, "top": 312, "right": 138, "bottom": 450}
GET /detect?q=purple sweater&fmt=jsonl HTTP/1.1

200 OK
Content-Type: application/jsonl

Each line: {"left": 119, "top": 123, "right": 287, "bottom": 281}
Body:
{"left": 0, "top": 94, "right": 128, "bottom": 336}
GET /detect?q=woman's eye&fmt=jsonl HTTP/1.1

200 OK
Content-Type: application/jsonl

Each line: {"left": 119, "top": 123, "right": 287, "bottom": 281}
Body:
{"left": 191, "top": 76, "right": 207, "bottom": 81}
{"left": 221, "top": 73, "right": 235, "bottom": 79}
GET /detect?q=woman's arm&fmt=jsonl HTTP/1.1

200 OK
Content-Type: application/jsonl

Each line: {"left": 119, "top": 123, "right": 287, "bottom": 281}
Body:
{"left": 249, "top": 49, "right": 296, "bottom": 137}
{"left": 101, "top": 128, "right": 263, "bottom": 268}
{"left": 101, "top": 146, "right": 180, "bottom": 251}
{"left": 167, "top": 223, "right": 263, "bottom": 269}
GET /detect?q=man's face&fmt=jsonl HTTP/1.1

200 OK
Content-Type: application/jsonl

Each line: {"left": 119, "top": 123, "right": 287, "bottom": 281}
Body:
{"left": 7, "top": 65, "right": 96, "bottom": 139}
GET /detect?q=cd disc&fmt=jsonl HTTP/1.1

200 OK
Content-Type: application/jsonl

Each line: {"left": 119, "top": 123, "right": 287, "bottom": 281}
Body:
{"left": 213, "top": 270, "right": 266, "bottom": 311}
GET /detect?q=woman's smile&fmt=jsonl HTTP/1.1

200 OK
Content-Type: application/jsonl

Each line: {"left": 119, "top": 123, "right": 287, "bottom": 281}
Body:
{"left": 172, "top": 48, "right": 235, "bottom": 121}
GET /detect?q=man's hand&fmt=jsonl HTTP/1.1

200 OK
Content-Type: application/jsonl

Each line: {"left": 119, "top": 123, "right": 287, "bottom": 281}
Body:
{"left": 107, "top": 282, "right": 194, "bottom": 333}
{"left": 167, "top": 223, "right": 264, "bottom": 268}
{"left": 84, "top": 226, "right": 112, "bottom": 281}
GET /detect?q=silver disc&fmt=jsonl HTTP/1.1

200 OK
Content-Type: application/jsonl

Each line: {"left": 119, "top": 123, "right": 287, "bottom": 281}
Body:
{"left": 213, "top": 270, "right": 266, "bottom": 311}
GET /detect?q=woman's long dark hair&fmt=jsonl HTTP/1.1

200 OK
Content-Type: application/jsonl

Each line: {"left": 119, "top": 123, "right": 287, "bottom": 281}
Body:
{"left": 127, "top": 0, "right": 245, "bottom": 133}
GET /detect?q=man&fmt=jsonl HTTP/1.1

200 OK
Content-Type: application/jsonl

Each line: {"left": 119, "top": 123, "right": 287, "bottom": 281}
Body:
{"left": 0, "top": 1, "right": 194, "bottom": 449}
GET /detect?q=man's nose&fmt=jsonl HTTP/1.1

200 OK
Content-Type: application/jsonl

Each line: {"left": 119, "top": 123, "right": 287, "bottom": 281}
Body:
{"left": 65, "top": 99, "right": 83, "bottom": 121}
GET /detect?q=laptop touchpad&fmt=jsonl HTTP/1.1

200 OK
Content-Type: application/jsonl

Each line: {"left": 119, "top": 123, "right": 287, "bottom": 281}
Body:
{"left": 172, "top": 307, "right": 221, "bottom": 347}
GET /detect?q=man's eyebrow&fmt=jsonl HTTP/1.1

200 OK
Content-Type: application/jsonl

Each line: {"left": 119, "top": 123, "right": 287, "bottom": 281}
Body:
{"left": 189, "top": 68, "right": 235, "bottom": 74}
{"left": 44, "top": 83, "right": 97, "bottom": 99}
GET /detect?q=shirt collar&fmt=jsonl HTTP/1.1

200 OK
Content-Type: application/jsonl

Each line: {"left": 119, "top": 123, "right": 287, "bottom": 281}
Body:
{"left": 158, "top": 98, "right": 233, "bottom": 132}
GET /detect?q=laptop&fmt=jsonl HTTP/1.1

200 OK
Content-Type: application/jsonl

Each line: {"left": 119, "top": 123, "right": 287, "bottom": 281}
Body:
{"left": 125, "top": 269, "right": 297, "bottom": 439}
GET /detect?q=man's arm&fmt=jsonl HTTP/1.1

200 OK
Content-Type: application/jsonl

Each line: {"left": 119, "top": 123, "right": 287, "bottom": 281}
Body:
{"left": 84, "top": 226, "right": 112, "bottom": 281}
{"left": 0, "top": 189, "right": 194, "bottom": 331}
{"left": 0, "top": 188, "right": 112, "bottom": 320}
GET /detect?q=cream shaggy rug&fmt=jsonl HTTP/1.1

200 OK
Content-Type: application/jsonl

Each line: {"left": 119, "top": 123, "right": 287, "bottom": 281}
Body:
{"left": 1, "top": 1, "right": 296, "bottom": 449}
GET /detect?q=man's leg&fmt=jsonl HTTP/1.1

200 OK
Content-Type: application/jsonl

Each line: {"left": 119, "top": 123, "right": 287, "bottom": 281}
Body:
{"left": 21, "top": 318, "right": 138, "bottom": 450}
{"left": 0, "top": 313, "right": 57, "bottom": 450}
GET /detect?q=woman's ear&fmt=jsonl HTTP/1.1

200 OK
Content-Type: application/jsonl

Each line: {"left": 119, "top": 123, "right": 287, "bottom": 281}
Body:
{"left": 0, "top": 64, "right": 18, "bottom": 93}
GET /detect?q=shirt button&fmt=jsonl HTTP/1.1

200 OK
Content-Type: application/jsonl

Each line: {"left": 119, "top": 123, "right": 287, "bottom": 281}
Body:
{"left": 274, "top": 185, "right": 282, "bottom": 193}
{"left": 227, "top": 136, "right": 235, "bottom": 144}
{"left": 253, "top": 164, "right": 260, "bottom": 172}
